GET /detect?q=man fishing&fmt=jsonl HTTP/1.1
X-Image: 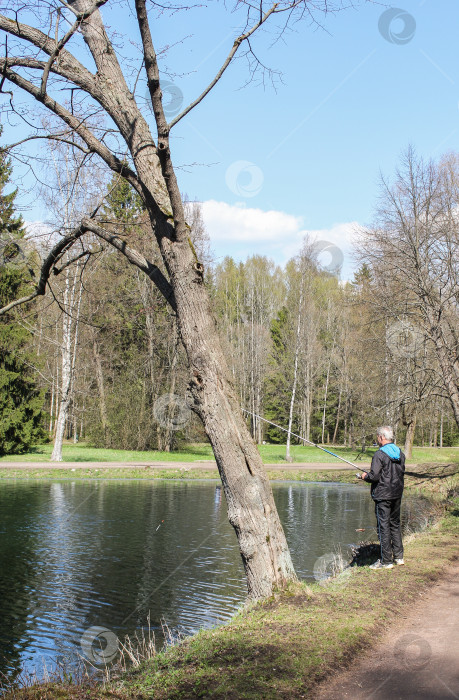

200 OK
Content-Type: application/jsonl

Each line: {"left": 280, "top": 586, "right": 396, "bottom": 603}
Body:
{"left": 357, "top": 426, "right": 406, "bottom": 570}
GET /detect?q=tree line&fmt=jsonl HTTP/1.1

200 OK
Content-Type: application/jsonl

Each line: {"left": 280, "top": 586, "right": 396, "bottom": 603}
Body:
{"left": 2, "top": 146, "right": 458, "bottom": 461}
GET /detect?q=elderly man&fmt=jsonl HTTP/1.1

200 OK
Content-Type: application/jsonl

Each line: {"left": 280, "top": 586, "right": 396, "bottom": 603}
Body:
{"left": 357, "top": 426, "right": 406, "bottom": 570}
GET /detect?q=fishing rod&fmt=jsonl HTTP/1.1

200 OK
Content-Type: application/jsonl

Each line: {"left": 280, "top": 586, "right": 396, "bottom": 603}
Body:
{"left": 242, "top": 408, "right": 368, "bottom": 473}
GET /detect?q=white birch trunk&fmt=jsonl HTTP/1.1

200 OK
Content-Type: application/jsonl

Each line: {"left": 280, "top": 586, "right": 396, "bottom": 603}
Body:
{"left": 51, "top": 273, "right": 73, "bottom": 461}
{"left": 286, "top": 281, "right": 303, "bottom": 461}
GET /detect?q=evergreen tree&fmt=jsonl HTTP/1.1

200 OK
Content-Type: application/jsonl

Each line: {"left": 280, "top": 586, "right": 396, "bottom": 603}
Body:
{"left": 264, "top": 308, "right": 293, "bottom": 443}
{"left": 0, "top": 131, "right": 46, "bottom": 455}
{"left": 103, "top": 173, "right": 145, "bottom": 225}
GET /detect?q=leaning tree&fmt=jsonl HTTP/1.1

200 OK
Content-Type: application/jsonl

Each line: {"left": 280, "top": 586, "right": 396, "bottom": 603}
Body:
{"left": 0, "top": 0, "right": 350, "bottom": 598}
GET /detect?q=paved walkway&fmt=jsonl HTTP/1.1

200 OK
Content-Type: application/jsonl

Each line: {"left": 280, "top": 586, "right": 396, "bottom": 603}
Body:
{"left": 316, "top": 561, "right": 459, "bottom": 700}
{"left": 0, "top": 461, "right": 367, "bottom": 470}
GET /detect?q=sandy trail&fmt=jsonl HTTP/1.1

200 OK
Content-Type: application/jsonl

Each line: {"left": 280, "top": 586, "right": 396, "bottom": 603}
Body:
{"left": 316, "top": 561, "right": 459, "bottom": 700}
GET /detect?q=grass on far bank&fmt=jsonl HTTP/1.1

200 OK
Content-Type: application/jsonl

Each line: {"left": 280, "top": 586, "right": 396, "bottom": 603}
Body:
{"left": 6, "top": 494, "right": 458, "bottom": 700}
{"left": 1, "top": 464, "right": 457, "bottom": 495}
{"left": 1, "top": 441, "right": 459, "bottom": 465}
{"left": 0, "top": 465, "right": 361, "bottom": 483}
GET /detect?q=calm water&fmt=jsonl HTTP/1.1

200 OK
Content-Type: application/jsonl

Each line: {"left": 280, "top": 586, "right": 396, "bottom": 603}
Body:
{"left": 0, "top": 479, "right": 379, "bottom": 683}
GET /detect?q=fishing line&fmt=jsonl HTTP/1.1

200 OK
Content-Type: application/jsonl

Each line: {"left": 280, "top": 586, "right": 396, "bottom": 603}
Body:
{"left": 242, "top": 408, "right": 368, "bottom": 472}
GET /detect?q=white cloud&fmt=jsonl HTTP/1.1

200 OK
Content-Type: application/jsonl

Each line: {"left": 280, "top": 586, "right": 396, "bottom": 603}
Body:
{"left": 201, "top": 200, "right": 302, "bottom": 242}
{"left": 23, "top": 206, "right": 361, "bottom": 280}
{"left": 201, "top": 200, "right": 359, "bottom": 278}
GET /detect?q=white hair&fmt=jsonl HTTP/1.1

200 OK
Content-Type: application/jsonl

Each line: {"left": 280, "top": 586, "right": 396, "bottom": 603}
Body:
{"left": 377, "top": 426, "right": 394, "bottom": 442}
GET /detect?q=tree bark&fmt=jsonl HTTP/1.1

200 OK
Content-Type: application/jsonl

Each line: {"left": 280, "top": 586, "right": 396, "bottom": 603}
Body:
{"left": 403, "top": 414, "right": 417, "bottom": 458}
{"left": 161, "top": 242, "right": 297, "bottom": 597}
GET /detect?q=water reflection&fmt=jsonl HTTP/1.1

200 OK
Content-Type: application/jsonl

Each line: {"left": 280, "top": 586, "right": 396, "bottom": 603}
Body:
{"left": 0, "top": 480, "right": 377, "bottom": 684}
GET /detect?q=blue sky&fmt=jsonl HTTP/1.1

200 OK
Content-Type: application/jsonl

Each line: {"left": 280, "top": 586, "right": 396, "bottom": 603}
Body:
{"left": 4, "top": 0, "right": 459, "bottom": 278}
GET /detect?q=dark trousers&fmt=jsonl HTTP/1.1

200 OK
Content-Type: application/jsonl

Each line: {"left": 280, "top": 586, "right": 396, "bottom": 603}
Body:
{"left": 374, "top": 498, "right": 403, "bottom": 564}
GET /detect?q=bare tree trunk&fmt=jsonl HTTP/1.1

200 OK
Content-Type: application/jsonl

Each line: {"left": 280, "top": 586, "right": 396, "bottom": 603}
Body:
{"left": 304, "top": 358, "right": 312, "bottom": 442}
{"left": 286, "top": 281, "right": 303, "bottom": 461}
{"left": 439, "top": 399, "right": 444, "bottom": 448}
{"left": 286, "top": 356, "right": 298, "bottom": 461}
{"left": 72, "top": 402, "right": 78, "bottom": 443}
{"left": 163, "top": 335, "right": 179, "bottom": 452}
{"left": 71, "top": 278, "right": 83, "bottom": 443}
{"left": 49, "top": 376, "right": 55, "bottom": 435}
{"left": 321, "top": 346, "right": 334, "bottom": 444}
{"left": 404, "top": 414, "right": 417, "bottom": 458}
{"left": 51, "top": 274, "right": 72, "bottom": 461}
{"left": 52, "top": 330, "right": 59, "bottom": 440}
{"left": 332, "top": 383, "right": 343, "bottom": 445}
{"left": 92, "top": 334, "right": 109, "bottom": 444}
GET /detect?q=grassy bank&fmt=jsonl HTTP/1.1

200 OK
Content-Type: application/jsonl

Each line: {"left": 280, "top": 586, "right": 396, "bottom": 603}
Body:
{"left": 115, "top": 509, "right": 458, "bottom": 700}
{"left": 1, "top": 462, "right": 457, "bottom": 489}
{"left": 0, "top": 466, "right": 358, "bottom": 483}
{"left": 2, "top": 442, "right": 459, "bottom": 465}
{"left": 3, "top": 467, "right": 458, "bottom": 700}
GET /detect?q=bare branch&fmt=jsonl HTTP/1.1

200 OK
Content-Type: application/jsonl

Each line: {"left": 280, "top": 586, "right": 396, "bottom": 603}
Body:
{"left": 40, "top": 0, "right": 110, "bottom": 96}
{"left": 57, "top": 0, "right": 109, "bottom": 20}
{"left": 168, "top": 2, "right": 278, "bottom": 129}
{"left": 53, "top": 249, "right": 92, "bottom": 274}
{"left": 134, "top": 0, "right": 186, "bottom": 233}
{"left": 5, "top": 131, "right": 91, "bottom": 154}
{"left": 0, "top": 222, "right": 87, "bottom": 317}
{"left": 0, "top": 217, "right": 177, "bottom": 317}
{"left": 0, "top": 63, "right": 143, "bottom": 195}
{"left": 0, "top": 13, "right": 97, "bottom": 92}
{"left": 82, "top": 219, "right": 177, "bottom": 311}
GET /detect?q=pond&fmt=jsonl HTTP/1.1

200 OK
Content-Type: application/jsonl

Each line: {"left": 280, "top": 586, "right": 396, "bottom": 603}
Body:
{"left": 0, "top": 479, "right": 389, "bottom": 684}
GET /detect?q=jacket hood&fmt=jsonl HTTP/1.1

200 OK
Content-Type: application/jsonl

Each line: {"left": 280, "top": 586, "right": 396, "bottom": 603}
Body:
{"left": 380, "top": 443, "right": 401, "bottom": 461}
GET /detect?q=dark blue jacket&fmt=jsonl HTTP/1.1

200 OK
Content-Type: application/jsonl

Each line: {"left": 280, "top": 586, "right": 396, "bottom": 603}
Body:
{"left": 364, "top": 444, "right": 405, "bottom": 500}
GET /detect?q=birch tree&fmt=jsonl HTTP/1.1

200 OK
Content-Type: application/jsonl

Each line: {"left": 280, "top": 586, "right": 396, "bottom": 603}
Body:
{"left": 43, "top": 138, "right": 101, "bottom": 460}
{"left": 50, "top": 262, "right": 84, "bottom": 459}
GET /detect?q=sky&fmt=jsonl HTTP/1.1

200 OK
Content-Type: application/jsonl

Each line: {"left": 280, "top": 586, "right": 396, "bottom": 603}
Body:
{"left": 4, "top": 0, "right": 459, "bottom": 279}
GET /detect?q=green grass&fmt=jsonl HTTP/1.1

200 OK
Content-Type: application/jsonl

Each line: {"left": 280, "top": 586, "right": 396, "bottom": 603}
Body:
{"left": 0, "top": 467, "right": 221, "bottom": 481}
{"left": 6, "top": 496, "right": 458, "bottom": 699}
{"left": 0, "top": 442, "right": 215, "bottom": 463}
{"left": 1, "top": 441, "right": 458, "bottom": 464}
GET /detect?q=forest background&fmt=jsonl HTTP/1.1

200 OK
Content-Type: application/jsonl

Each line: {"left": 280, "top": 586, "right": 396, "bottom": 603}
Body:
{"left": 2, "top": 137, "right": 458, "bottom": 461}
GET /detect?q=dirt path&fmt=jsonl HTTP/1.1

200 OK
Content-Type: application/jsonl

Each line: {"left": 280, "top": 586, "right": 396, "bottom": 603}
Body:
{"left": 316, "top": 561, "right": 459, "bottom": 700}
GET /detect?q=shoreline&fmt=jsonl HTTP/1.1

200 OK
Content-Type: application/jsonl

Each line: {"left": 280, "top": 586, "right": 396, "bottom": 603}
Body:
{"left": 0, "top": 460, "right": 363, "bottom": 470}
{"left": 1, "top": 462, "right": 457, "bottom": 490}
{"left": 0, "top": 465, "right": 367, "bottom": 486}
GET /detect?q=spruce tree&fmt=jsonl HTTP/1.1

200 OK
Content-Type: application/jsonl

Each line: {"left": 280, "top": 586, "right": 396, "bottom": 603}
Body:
{"left": 0, "top": 130, "right": 46, "bottom": 455}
